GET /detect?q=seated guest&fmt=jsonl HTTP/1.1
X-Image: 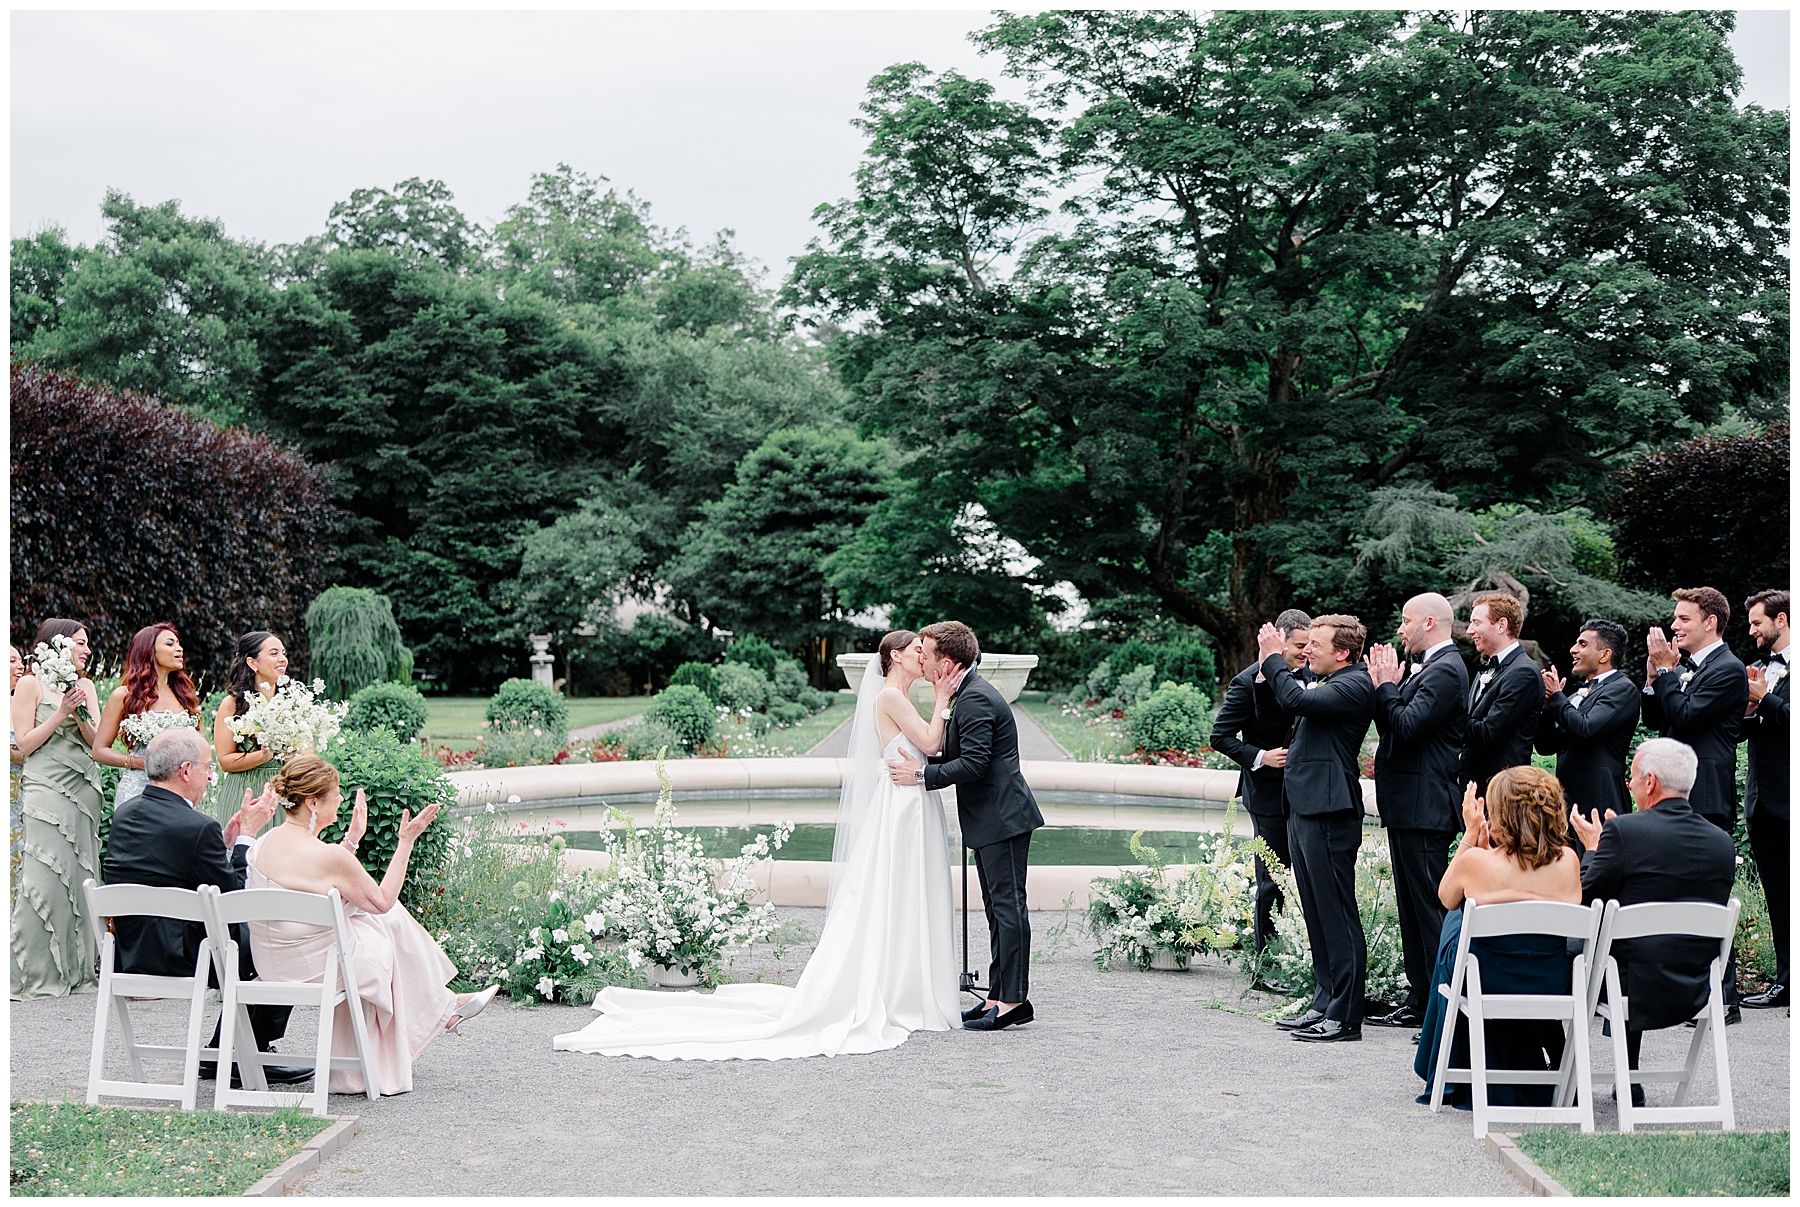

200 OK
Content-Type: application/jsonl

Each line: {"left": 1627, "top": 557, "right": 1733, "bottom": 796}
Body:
{"left": 247, "top": 756, "right": 497, "bottom": 1095}
{"left": 1569, "top": 737, "right": 1735, "bottom": 1107}
{"left": 101, "top": 728, "right": 310, "bottom": 1086}
{"left": 1415, "top": 766, "right": 1582, "bottom": 1106}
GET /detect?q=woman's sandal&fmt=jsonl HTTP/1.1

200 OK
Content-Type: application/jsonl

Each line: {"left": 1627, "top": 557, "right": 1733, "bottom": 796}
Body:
{"left": 445, "top": 984, "right": 500, "bottom": 1035}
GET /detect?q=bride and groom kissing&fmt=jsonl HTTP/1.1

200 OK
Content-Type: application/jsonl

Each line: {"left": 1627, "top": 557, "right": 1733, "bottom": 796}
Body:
{"left": 551, "top": 620, "right": 1043, "bottom": 1061}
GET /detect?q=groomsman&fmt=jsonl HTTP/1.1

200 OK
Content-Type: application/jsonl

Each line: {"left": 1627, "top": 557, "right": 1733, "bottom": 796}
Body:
{"left": 1364, "top": 593, "right": 1468, "bottom": 1031}
{"left": 1741, "top": 589, "right": 1789, "bottom": 1009}
{"left": 1211, "top": 608, "right": 1311, "bottom": 969}
{"left": 1536, "top": 619, "right": 1640, "bottom": 836}
{"left": 1459, "top": 592, "right": 1544, "bottom": 794}
{"left": 1255, "top": 614, "right": 1375, "bottom": 1043}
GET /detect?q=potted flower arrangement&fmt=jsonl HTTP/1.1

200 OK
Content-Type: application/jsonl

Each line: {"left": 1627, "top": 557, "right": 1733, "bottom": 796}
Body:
{"left": 582, "top": 759, "right": 792, "bottom": 987}
{"left": 1086, "top": 803, "right": 1270, "bottom": 972}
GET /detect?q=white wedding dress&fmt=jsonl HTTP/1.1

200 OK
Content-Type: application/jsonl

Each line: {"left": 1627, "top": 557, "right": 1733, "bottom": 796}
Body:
{"left": 552, "top": 716, "right": 962, "bottom": 1061}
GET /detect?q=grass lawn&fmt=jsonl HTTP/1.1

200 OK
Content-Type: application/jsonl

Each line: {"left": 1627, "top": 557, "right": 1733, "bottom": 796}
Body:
{"left": 422, "top": 696, "right": 647, "bottom": 741}
{"left": 720, "top": 695, "right": 847, "bottom": 756}
{"left": 1514, "top": 1128, "right": 1790, "bottom": 1197}
{"left": 11, "top": 1101, "right": 332, "bottom": 1197}
{"left": 1013, "top": 693, "right": 1126, "bottom": 761}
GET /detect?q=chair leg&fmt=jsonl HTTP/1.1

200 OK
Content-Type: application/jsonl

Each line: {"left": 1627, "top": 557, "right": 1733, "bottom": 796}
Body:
{"left": 1607, "top": 963, "right": 1634, "bottom": 1133}
{"left": 214, "top": 982, "right": 241, "bottom": 1111}
{"left": 1571, "top": 996, "right": 1594, "bottom": 1133}
{"left": 111, "top": 995, "right": 147, "bottom": 1082}
{"left": 87, "top": 969, "right": 113, "bottom": 1106}
{"left": 1466, "top": 962, "right": 1489, "bottom": 1137}
{"left": 179, "top": 987, "right": 210, "bottom": 1112}
{"left": 340, "top": 979, "right": 381, "bottom": 1101}
{"left": 1709, "top": 974, "right": 1735, "bottom": 1131}
{"left": 1674, "top": 1015, "right": 1709, "bottom": 1107}
{"left": 310, "top": 949, "right": 340, "bottom": 1117}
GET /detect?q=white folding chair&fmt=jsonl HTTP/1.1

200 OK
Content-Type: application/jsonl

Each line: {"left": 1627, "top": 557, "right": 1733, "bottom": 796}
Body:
{"left": 1590, "top": 898, "right": 1740, "bottom": 1133}
{"left": 200, "top": 884, "right": 382, "bottom": 1115}
{"left": 83, "top": 879, "right": 221, "bottom": 1111}
{"left": 1429, "top": 898, "right": 1604, "bottom": 1136}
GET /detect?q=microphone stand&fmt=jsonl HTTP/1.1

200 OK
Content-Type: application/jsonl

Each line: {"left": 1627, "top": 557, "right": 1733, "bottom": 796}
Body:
{"left": 960, "top": 843, "right": 988, "bottom": 1002}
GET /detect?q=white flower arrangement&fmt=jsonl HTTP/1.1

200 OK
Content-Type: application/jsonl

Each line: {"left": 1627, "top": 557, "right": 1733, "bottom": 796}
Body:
{"left": 119, "top": 709, "right": 198, "bottom": 750}
{"left": 1678, "top": 670, "right": 1697, "bottom": 691}
{"left": 584, "top": 761, "right": 792, "bottom": 984}
{"left": 227, "top": 675, "right": 348, "bottom": 758}
{"left": 30, "top": 634, "right": 93, "bottom": 723}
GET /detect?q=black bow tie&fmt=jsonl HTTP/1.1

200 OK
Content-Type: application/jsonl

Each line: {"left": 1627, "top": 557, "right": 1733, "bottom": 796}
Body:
{"left": 1482, "top": 657, "right": 1499, "bottom": 670}
{"left": 1679, "top": 654, "right": 1697, "bottom": 671}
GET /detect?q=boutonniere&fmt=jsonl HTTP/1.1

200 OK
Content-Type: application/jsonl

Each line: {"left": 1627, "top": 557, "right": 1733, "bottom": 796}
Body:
{"left": 1766, "top": 663, "right": 1788, "bottom": 687}
{"left": 1304, "top": 679, "right": 1324, "bottom": 690}
{"left": 1678, "top": 670, "right": 1696, "bottom": 691}
{"left": 1408, "top": 663, "right": 1423, "bottom": 677}
{"left": 1571, "top": 686, "right": 1592, "bottom": 704}
{"left": 940, "top": 699, "right": 956, "bottom": 721}
{"left": 1477, "top": 668, "right": 1496, "bottom": 690}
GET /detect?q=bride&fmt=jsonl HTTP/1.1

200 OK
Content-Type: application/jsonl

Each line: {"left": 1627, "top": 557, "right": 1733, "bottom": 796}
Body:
{"left": 553, "top": 629, "right": 962, "bottom": 1060}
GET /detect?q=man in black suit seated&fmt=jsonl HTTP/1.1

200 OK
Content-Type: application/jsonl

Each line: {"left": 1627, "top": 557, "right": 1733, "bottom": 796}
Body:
{"left": 1210, "top": 607, "right": 1310, "bottom": 973}
{"left": 101, "top": 728, "right": 311, "bottom": 1086}
{"left": 1641, "top": 586, "right": 1748, "bottom": 1016}
{"left": 1459, "top": 591, "right": 1543, "bottom": 793}
{"left": 1254, "top": 613, "right": 1376, "bottom": 1043}
{"left": 1537, "top": 619, "right": 1640, "bottom": 840}
{"left": 1741, "top": 589, "right": 1789, "bottom": 1009}
{"left": 1568, "top": 738, "right": 1736, "bottom": 1105}
{"left": 1364, "top": 592, "right": 1468, "bottom": 1031}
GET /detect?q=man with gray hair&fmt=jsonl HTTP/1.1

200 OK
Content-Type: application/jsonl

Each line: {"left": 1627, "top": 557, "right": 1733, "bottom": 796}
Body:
{"left": 102, "top": 727, "right": 310, "bottom": 1086}
{"left": 1569, "top": 737, "right": 1736, "bottom": 1102}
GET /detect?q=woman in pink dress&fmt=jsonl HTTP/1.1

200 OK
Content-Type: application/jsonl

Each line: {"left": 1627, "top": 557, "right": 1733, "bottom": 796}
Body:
{"left": 246, "top": 755, "right": 497, "bottom": 1094}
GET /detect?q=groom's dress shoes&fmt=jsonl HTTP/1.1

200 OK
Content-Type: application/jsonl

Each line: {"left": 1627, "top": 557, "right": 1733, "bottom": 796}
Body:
{"left": 1743, "top": 984, "right": 1788, "bottom": 1009}
{"left": 1367, "top": 1004, "right": 1422, "bottom": 1029}
{"left": 962, "top": 1002, "right": 992, "bottom": 1023}
{"left": 1274, "top": 1007, "right": 1325, "bottom": 1031}
{"left": 964, "top": 1001, "right": 1033, "bottom": 1031}
{"left": 1291, "top": 1019, "right": 1361, "bottom": 1043}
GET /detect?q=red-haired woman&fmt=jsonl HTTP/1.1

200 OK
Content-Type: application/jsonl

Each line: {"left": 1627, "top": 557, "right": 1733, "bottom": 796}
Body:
{"left": 92, "top": 623, "right": 204, "bottom": 812}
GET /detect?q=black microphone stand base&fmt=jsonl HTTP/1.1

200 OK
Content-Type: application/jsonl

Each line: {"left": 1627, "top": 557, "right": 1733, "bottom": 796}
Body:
{"left": 960, "top": 842, "right": 989, "bottom": 1002}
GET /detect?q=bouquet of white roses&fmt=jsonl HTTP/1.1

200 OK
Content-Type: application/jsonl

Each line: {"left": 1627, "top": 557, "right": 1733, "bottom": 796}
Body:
{"left": 228, "top": 675, "right": 348, "bottom": 758}
{"left": 120, "top": 709, "right": 198, "bottom": 749}
{"left": 30, "top": 634, "right": 93, "bottom": 724}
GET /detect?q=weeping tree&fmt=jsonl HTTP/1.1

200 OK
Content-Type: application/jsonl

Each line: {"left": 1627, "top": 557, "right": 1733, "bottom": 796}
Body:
{"left": 306, "top": 586, "right": 413, "bottom": 699}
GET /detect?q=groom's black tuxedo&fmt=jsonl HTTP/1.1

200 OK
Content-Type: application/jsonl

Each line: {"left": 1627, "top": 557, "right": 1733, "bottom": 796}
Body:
{"left": 922, "top": 669, "right": 1042, "bottom": 1004}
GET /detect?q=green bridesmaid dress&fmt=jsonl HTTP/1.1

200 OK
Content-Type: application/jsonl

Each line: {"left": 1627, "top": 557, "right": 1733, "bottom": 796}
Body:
{"left": 10, "top": 701, "right": 102, "bottom": 1000}
{"left": 214, "top": 751, "right": 280, "bottom": 832}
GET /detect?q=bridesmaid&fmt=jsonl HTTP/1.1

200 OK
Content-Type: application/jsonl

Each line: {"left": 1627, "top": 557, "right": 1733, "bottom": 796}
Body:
{"left": 9, "top": 618, "right": 104, "bottom": 1000}
{"left": 212, "top": 631, "right": 288, "bottom": 831}
{"left": 10, "top": 645, "right": 24, "bottom": 914}
{"left": 92, "top": 624, "right": 204, "bottom": 813}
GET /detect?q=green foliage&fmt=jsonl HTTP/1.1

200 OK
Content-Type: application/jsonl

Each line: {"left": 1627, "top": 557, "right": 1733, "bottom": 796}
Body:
{"left": 509, "top": 499, "right": 643, "bottom": 643}
{"left": 768, "top": 701, "right": 809, "bottom": 727}
{"left": 621, "top": 718, "right": 686, "bottom": 761}
{"left": 305, "top": 586, "right": 412, "bottom": 700}
{"left": 484, "top": 679, "right": 570, "bottom": 738}
{"left": 715, "top": 661, "right": 773, "bottom": 714}
{"left": 724, "top": 636, "right": 781, "bottom": 680}
{"left": 667, "top": 661, "right": 719, "bottom": 701}
{"left": 1733, "top": 860, "right": 1779, "bottom": 987}
{"left": 319, "top": 728, "right": 457, "bottom": 908}
{"left": 344, "top": 680, "right": 430, "bottom": 743}
{"left": 9, "top": 1101, "right": 329, "bottom": 1197}
{"left": 1514, "top": 1129, "right": 1790, "bottom": 1197}
{"left": 644, "top": 684, "right": 717, "bottom": 751}
{"left": 568, "top": 614, "right": 722, "bottom": 698}
{"left": 1126, "top": 681, "right": 1211, "bottom": 753}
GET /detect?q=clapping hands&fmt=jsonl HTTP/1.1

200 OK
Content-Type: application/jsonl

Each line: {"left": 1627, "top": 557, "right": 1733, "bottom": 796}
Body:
{"left": 1645, "top": 627, "right": 1680, "bottom": 677}
{"left": 341, "top": 788, "right": 368, "bottom": 851}
{"left": 1460, "top": 782, "right": 1489, "bottom": 849}
{"left": 397, "top": 802, "right": 440, "bottom": 844}
{"left": 1256, "top": 622, "right": 1284, "bottom": 661}
{"left": 1366, "top": 643, "right": 1404, "bottom": 688}
{"left": 1568, "top": 804, "right": 1613, "bottom": 851}
{"left": 1542, "top": 666, "right": 1566, "bottom": 698}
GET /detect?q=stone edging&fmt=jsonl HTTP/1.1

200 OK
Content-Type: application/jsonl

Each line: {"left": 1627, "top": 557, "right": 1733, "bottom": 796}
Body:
{"left": 242, "top": 1115, "right": 359, "bottom": 1197}
{"left": 1485, "top": 1132, "right": 1572, "bottom": 1197}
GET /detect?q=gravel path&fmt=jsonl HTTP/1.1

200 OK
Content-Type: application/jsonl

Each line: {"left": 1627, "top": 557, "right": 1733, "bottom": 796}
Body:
{"left": 568, "top": 716, "right": 641, "bottom": 741}
{"left": 15, "top": 907, "right": 1787, "bottom": 1196}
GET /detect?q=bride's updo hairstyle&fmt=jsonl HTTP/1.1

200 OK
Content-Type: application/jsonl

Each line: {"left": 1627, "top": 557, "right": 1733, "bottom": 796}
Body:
{"left": 269, "top": 754, "right": 339, "bottom": 815}
{"left": 878, "top": 630, "right": 919, "bottom": 676}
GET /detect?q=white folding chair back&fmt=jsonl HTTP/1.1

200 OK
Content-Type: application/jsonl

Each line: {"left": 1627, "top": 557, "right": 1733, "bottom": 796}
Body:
{"left": 1591, "top": 898, "right": 1740, "bottom": 1132}
{"left": 83, "top": 879, "right": 218, "bottom": 1111}
{"left": 1429, "top": 898, "right": 1603, "bottom": 1136}
{"left": 199, "top": 885, "right": 382, "bottom": 1115}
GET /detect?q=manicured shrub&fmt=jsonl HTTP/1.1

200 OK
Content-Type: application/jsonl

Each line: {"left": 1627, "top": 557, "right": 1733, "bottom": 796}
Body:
{"left": 344, "top": 681, "right": 430, "bottom": 743}
{"left": 1126, "top": 681, "right": 1212, "bottom": 753}
{"left": 770, "top": 657, "right": 809, "bottom": 703}
{"left": 622, "top": 718, "right": 688, "bottom": 760}
{"left": 769, "top": 701, "right": 808, "bottom": 727}
{"left": 645, "top": 685, "right": 717, "bottom": 751}
{"left": 306, "top": 586, "right": 413, "bottom": 699}
{"left": 715, "top": 662, "right": 773, "bottom": 714}
{"left": 9, "top": 364, "right": 338, "bottom": 684}
{"left": 723, "top": 636, "right": 781, "bottom": 680}
{"left": 485, "top": 678, "right": 569, "bottom": 736}
{"left": 797, "top": 685, "right": 830, "bottom": 711}
{"left": 668, "top": 661, "right": 719, "bottom": 701}
{"left": 320, "top": 728, "right": 456, "bottom": 908}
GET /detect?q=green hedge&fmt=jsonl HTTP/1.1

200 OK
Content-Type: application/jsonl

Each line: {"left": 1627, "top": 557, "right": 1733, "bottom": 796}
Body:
{"left": 321, "top": 729, "right": 456, "bottom": 908}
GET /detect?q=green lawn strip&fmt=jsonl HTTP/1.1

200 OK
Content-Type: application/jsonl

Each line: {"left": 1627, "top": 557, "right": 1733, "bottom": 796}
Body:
{"left": 1013, "top": 696, "right": 1122, "bottom": 761}
{"left": 11, "top": 1100, "right": 333, "bottom": 1197}
{"left": 1513, "top": 1128, "right": 1790, "bottom": 1197}
{"left": 422, "top": 696, "right": 647, "bottom": 740}
{"left": 721, "top": 696, "right": 845, "bottom": 756}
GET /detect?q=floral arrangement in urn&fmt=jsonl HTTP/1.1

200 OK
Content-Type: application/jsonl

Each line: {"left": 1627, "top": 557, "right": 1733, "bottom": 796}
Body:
{"left": 1085, "top": 803, "right": 1270, "bottom": 971}
{"left": 583, "top": 759, "right": 791, "bottom": 986}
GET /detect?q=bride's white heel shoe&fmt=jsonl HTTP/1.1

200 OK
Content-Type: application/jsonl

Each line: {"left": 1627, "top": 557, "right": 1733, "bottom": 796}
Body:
{"left": 446, "top": 984, "right": 500, "bottom": 1035}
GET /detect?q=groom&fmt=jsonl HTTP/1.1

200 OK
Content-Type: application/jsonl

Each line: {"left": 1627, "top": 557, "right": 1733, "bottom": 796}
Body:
{"left": 887, "top": 620, "right": 1043, "bottom": 1031}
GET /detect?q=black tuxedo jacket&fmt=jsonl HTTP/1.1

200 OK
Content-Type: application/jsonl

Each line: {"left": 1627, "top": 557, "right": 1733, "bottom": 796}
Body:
{"left": 1536, "top": 672, "right": 1640, "bottom": 820}
{"left": 1371, "top": 645, "right": 1469, "bottom": 832}
{"left": 1579, "top": 796, "right": 1736, "bottom": 1031}
{"left": 1643, "top": 644, "right": 1747, "bottom": 821}
{"left": 102, "top": 784, "right": 253, "bottom": 981}
{"left": 1744, "top": 656, "right": 1789, "bottom": 823}
{"left": 1255, "top": 655, "right": 1374, "bottom": 818}
{"left": 1210, "top": 662, "right": 1290, "bottom": 819}
{"left": 921, "top": 671, "right": 1044, "bottom": 849}
{"left": 1458, "top": 645, "right": 1544, "bottom": 794}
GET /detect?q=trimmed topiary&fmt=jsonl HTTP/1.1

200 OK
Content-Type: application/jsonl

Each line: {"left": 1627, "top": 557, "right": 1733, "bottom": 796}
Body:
{"left": 320, "top": 728, "right": 457, "bottom": 908}
{"left": 345, "top": 680, "right": 430, "bottom": 743}
{"left": 669, "top": 661, "right": 720, "bottom": 701}
{"left": 645, "top": 684, "right": 717, "bottom": 751}
{"left": 485, "top": 678, "right": 569, "bottom": 737}
{"left": 1126, "top": 681, "right": 1212, "bottom": 754}
{"left": 723, "top": 636, "right": 781, "bottom": 680}
{"left": 770, "top": 657, "right": 809, "bottom": 703}
{"left": 715, "top": 662, "right": 773, "bottom": 714}
{"left": 623, "top": 718, "right": 688, "bottom": 761}
{"left": 768, "top": 700, "right": 808, "bottom": 727}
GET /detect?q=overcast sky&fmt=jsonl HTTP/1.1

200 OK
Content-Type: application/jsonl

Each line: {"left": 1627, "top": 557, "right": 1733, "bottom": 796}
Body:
{"left": 11, "top": 9, "right": 1790, "bottom": 285}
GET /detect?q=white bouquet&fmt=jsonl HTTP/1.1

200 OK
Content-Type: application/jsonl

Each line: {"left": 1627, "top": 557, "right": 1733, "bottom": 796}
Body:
{"left": 30, "top": 634, "right": 93, "bottom": 723}
{"left": 228, "top": 675, "right": 348, "bottom": 758}
{"left": 120, "top": 709, "right": 198, "bottom": 750}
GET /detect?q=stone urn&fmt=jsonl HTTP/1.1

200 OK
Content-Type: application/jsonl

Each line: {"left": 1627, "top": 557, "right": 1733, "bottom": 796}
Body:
{"left": 836, "top": 652, "right": 1039, "bottom": 713}
{"left": 1148, "top": 947, "right": 1191, "bottom": 972}
{"left": 528, "top": 634, "right": 555, "bottom": 687}
{"left": 648, "top": 963, "right": 701, "bottom": 989}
